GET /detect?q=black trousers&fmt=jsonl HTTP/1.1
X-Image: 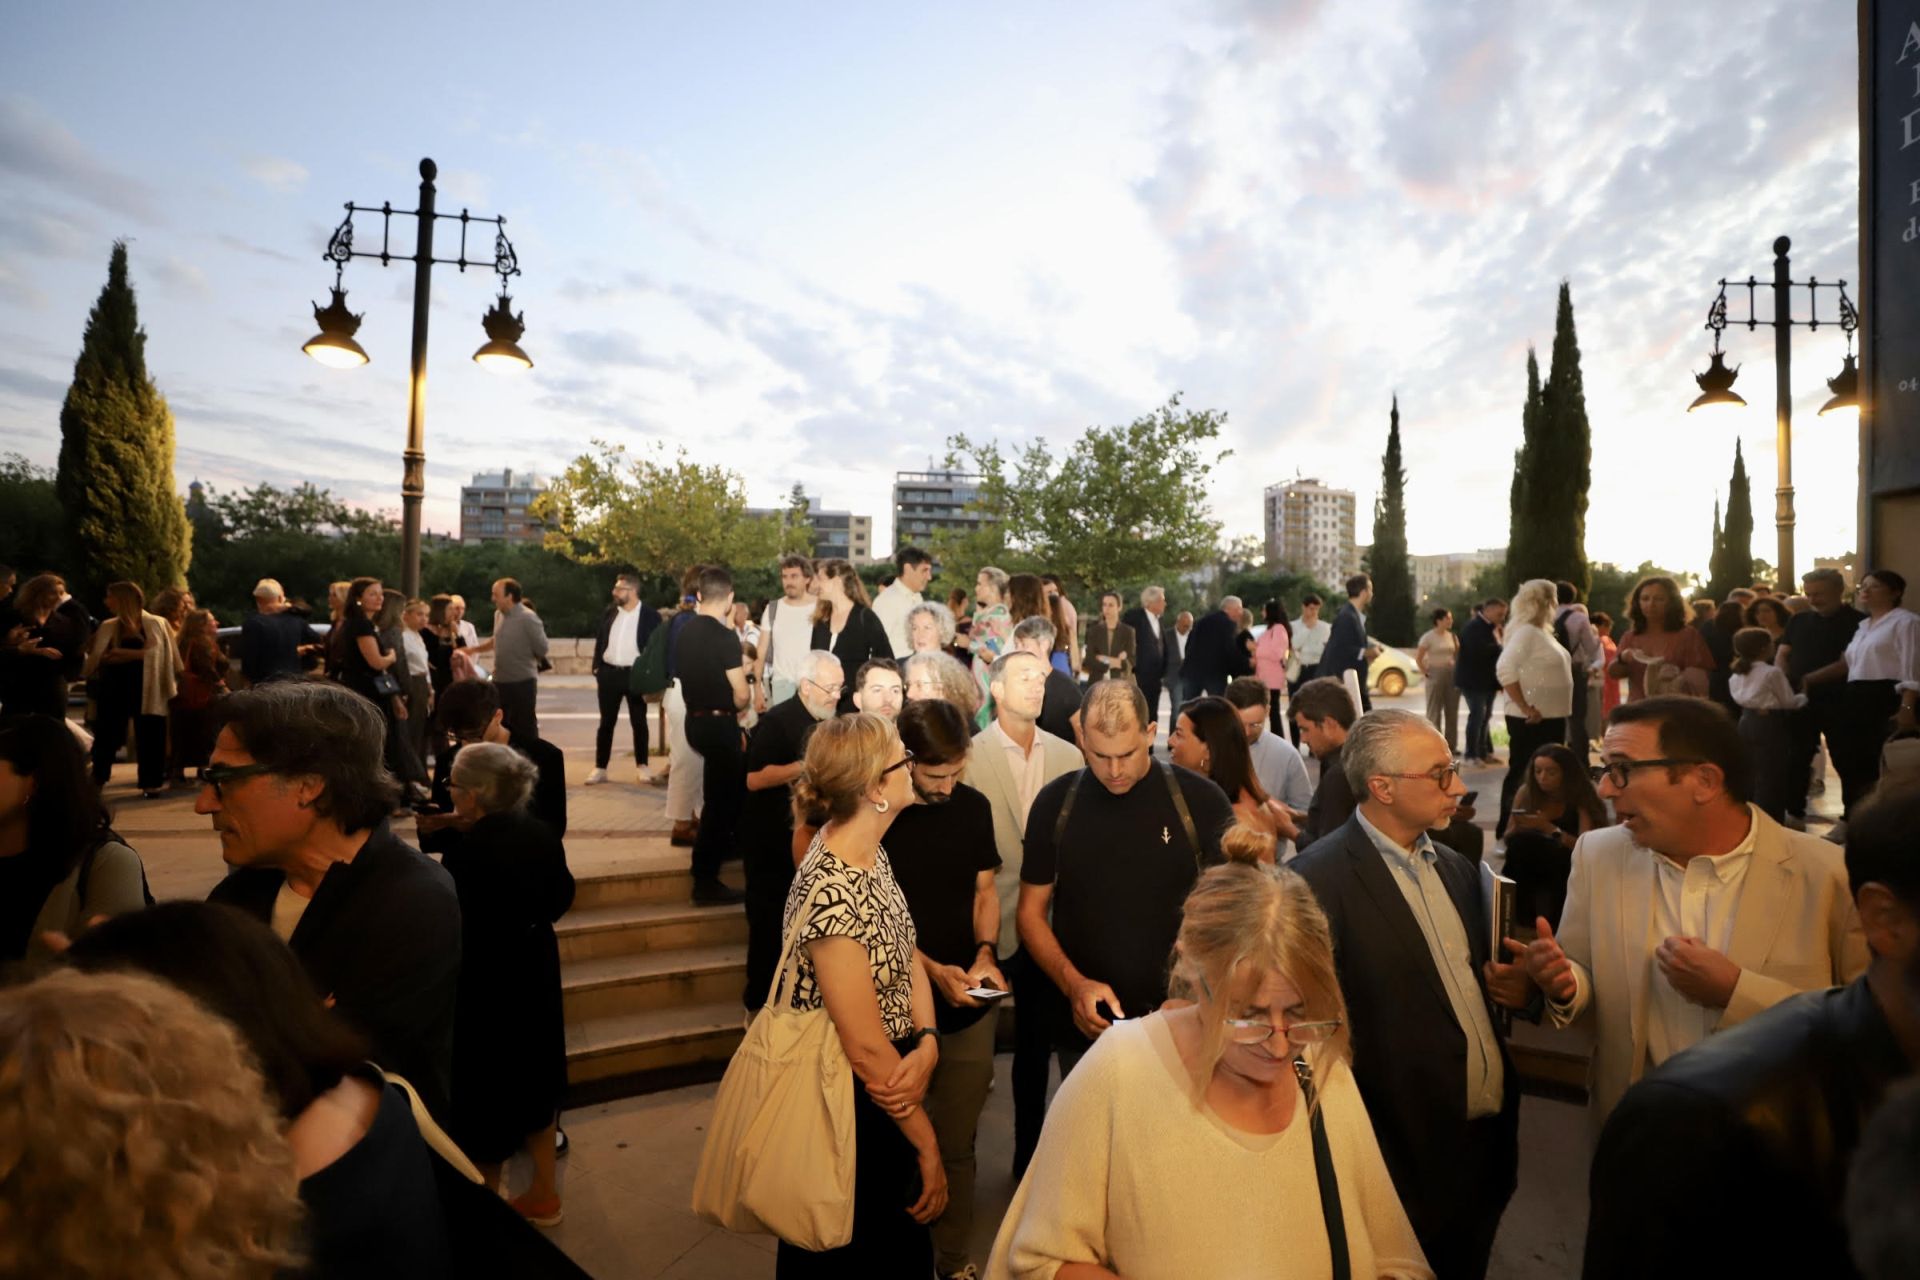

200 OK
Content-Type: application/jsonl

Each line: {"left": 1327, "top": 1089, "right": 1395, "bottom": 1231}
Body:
{"left": 92, "top": 667, "right": 166, "bottom": 790}
{"left": 776, "top": 1043, "right": 932, "bottom": 1277}
{"left": 1501, "top": 831, "right": 1573, "bottom": 929}
{"left": 1139, "top": 675, "right": 1163, "bottom": 729}
{"left": 495, "top": 677, "right": 539, "bottom": 744}
{"left": 593, "top": 666, "right": 647, "bottom": 768}
{"left": 1007, "top": 948, "right": 1067, "bottom": 1180}
{"left": 1414, "top": 1115, "right": 1513, "bottom": 1280}
{"left": 1785, "top": 693, "right": 1843, "bottom": 818}
{"left": 742, "top": 849, "right": 796, "bottom": 1010}
{"left": 685, "top": 713, "right": 744, "bottom": 884}
{"left": 1739, "top": 708, "right": 1796, "bottom": 822}
{"left": 1836, "top": 680, "right": 1900, "bottom": 817}
{"left": 1566, "top": 675, "right": 1590, "bottom": 764}
{"left": 1498, "top": 715, "right": 1567, "bottom": 837}
{"left": 1268, "top": 686, "right": 1287, "bottom": 736}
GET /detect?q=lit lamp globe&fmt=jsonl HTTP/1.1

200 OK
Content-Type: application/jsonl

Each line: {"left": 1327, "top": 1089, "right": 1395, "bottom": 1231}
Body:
{"left": 473, "top": 294, "right": 533, "bottom": 374}
{"left": 1818, "top": 352, "right": 1859, "bottom": 418}
{"left": 301, "top": 287, "right": 370, "bottom": 369}
{"left": 1687, "top": 349, "right": 1745, "bottom": 413}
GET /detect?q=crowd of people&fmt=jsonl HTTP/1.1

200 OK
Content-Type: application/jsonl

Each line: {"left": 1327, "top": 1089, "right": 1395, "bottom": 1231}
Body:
{"left": 1, "top": 547, "right": 1918, "bottom": 1279}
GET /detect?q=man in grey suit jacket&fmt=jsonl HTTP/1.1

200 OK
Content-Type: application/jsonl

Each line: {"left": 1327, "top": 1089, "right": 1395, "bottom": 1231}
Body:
{"left": 962, "top": 649, "right": 1083, "bottom": 1176}
{"left": 1516, "top": 696, "right": 1868, "bottom": 1146}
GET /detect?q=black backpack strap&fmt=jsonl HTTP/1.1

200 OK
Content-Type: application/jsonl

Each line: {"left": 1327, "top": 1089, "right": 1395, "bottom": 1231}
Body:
{"left": 1157, "top": 761, "right": 1202, "bottom": 869}
{"left": 1051, "top": 769, "right": 1087, "bottom": 850}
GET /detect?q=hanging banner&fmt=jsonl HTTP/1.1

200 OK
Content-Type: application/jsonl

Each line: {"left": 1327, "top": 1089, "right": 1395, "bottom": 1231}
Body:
{"left": 1863, "top": 0, "right": 1920, "bottom": 494}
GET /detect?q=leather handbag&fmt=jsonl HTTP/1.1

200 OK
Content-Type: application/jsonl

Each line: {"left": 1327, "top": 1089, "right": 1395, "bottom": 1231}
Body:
{"left": 1293, "top": 1053, "right": 1350, "bottom": 1280}
{"left": 691, "top": 877, "right": 856, "bottom": 1250}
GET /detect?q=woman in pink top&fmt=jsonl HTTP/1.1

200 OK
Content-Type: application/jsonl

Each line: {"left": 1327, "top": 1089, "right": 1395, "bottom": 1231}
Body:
{"left": 1252, "top": 599, "right": 1293, "bottom": 734}
{"left": 1608, "top": 575, "right": 1714, "bottom": 701}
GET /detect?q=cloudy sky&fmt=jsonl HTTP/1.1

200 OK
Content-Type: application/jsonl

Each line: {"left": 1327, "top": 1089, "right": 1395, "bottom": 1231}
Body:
{"left": 0, "top": 1, "right": 1866, "bottom": 576}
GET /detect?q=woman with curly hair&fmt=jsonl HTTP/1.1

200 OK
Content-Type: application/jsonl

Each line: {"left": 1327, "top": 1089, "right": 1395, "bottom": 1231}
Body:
{"left": 1609, "top": 574, "right": 1714, "bottom": 702}
{"left": 0, "top": 967, "right": 303, "bottom": 1279}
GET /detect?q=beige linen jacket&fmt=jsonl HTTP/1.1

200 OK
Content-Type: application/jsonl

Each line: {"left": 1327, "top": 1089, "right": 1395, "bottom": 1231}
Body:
{"left": 1548, "top": 808, "right": 1868, "bottom": 1146}
{"left": 83, "top": 611, "right": 181, "bottom": 716}
{"left": 963, "top": 724, "right": 1083, "bottom": 952}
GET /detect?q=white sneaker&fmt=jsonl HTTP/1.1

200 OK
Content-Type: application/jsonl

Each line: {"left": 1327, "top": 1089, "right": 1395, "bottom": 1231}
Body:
{"left": 584, "top": 768, "right": 609, "bottom": 785}
{"left": 636, "top": 767, "right": 656, "bottom": 784}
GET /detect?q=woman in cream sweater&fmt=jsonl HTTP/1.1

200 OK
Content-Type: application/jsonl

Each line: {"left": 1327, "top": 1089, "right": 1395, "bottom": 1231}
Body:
{"left": 988, "top": 827, "right": 1431, "bottom": 1280}
{"left": 1493, "top": 578, "right": 1574, "bottom": 839}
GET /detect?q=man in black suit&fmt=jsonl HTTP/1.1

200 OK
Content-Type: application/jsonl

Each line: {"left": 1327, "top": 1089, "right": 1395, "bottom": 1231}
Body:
{"left": 1121, "top": 584, "right": 1173, "bottom": 727}
{"left": 1453, "top": 599, "right": 1506, "bottom": 764}
{"left": 1583, "top": 787, "right": 1920, "bottom": 1280}
{"left": 1319, "top": 572, "right": 1379, "bottom": 711}
{"left": 202, "top": 681, "right": 461, "bottom": 1121}
{"left": 1293, "top": 709, "right": 1534, "bottom": 1280}
{"left": 1181, "top": 596, "right": 1250, "bottom": 698}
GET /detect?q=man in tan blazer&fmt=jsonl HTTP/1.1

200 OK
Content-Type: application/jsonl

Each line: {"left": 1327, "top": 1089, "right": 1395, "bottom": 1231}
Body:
{"left": 962, "top": 649, "right": 1082, "bottom": 1176}
{"left": 1517, "top": 696, "right": 1867, "bottom": 1145}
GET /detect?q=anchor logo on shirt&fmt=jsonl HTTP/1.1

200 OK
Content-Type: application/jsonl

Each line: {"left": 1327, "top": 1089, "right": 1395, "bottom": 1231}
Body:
{"left": 1161, "top": 826, "right": 1170, "bottom": 845}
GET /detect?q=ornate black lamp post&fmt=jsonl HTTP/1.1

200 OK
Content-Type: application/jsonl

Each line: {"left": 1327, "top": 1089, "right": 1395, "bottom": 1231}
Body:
{"left": 1687, "top": 235, "right": 1859, "bottom": 591}
{"left": 301, "top": 158, "right": 532, "bottom": 598}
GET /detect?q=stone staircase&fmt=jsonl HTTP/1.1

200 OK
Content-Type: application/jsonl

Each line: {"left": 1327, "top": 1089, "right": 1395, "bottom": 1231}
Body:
{"left": 559, "top": 837, "right": 749, "bottom": 1093}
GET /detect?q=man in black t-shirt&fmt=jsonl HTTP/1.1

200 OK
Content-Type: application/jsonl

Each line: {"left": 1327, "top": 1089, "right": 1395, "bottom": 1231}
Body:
{"left": 739, "top": 649, "right": 843, "bottom": 1008}
{"left": 238, "top": 578, "right": 323, "bottom": 685}
{"left": 1776, "top": 568, "right": 1867, "bottom": 824}
{"left": 673, "top": 566, "right": 750, "bottom": 905}
{"left": 1018, "top": 680, "right": 1234, "bottom": 1077}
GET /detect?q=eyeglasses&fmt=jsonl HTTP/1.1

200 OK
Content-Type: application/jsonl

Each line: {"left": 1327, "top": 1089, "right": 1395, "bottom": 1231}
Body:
{"left": 882, "top": 749, "right": 916, "bottom": 776}
{"left": 200, "top": 762, "right": 275, "bottom": 799}
{"left": 803, "top": 677, "right": 844, "bottom": 698}
{"left": 1590, "top": 758, "right": 1702, "bottom": 789}
{"left": 1199, "top": 977, "right": 1342, "bottom": 1047}
{"left": 1381, "top": 764, "right": 1459, "bottom": 788}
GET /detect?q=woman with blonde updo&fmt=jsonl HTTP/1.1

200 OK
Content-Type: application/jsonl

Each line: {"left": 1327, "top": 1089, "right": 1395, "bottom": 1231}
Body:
{"left": 774, "top": 712, "right": 947, "bottom": 1275}
{"left": 988, "top": 825, "right": 1432, "bottom": 1280}
{"left": 0, "top": 968, "right": 304, "bottom": 1279}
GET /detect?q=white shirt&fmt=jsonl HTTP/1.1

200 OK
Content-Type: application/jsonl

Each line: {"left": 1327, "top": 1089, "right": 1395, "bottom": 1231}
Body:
{"left": 1142, "top": 609, "right": 1162, "bottom": 642}
{"left": 455, "top": 619, "right": 479, "bottom": 649}
{"left": 982, "top": 718, "right": 1048, "bottom": 833}
{"left": 1843, "top": 607, "right": 1920, "bottom": 693}
{"left": 401, "top": 628, "right": 429, "bottom": 674}
{"left": 871, "top": 580, "right": 922, "bottom": 659}
{"left": 1290, "top": 618, "right": 1332, "bottom": 665}
{"left": 1249, "top": 730, "right": 1313, "bottom": 862}
{"left": 1494, "top": 621, "right": 1575, "bottom": 718}
{"left": 604, "top": 603, "right": 642, "bottom": 666}
{"left": 271, "top": 881, "right": 310, "bottom": 943}
{"left": 1728, "top": 661, "right": 1806, "bottom": 712}
{"left": 760, "top": 596, "right": 818, "bottom": 684}
{"left": 1645, "top": 813, "right": 1757, "bottom": 1070}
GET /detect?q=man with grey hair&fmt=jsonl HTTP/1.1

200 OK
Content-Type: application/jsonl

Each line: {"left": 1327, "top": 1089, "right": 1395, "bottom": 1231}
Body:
{"left": 1012, "top": 614, "right": 1081, "bottom": 743}
{"left": 1181, "top": 595, "right": 1250, "bottom": 698}
{"left": 1019, "top": 680, "right": 1233, "bottom": 1083}
{"left": 739, "top": 650, "right": 843, "bottom": 1008}
{"left": 1122, "top": 584, "right": 1173, "bottom": 728}
{"left": 1295, "top": 709, "right": 1532, "bottom": 1279}
{"left": 237, "top": 577, "right": 324, "bottom": 686}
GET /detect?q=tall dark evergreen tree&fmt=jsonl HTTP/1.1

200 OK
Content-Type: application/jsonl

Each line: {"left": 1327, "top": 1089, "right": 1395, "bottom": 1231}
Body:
{"left": 1509, "top": 283, "right": 1592, "bottom": 596}
{"left": 1368, "top": 395, "right": 1417, "bottom": 644}
{"left": 55, "top": 241, "right": 191, "bottom": 603}
{"left": 1706, "top": 440, "right": 1754, "bottom": 601}
{"left": 1508, "top": 347, "right": 1541, "bottom": 576}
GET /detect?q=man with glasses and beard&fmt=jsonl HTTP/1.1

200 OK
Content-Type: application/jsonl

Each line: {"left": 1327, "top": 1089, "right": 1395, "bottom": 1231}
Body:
{"left": 738, "top": 650, "right": 844, "bottom": 1011}
{"left": 1294, "top": 709, "right": 1534, "bottom": 1280}
{"left": 1515, "top": 695, "right": 1868, "bottom": 1147}
{"left": 884, "top": 698, "right": 1004, "bottom": 1280}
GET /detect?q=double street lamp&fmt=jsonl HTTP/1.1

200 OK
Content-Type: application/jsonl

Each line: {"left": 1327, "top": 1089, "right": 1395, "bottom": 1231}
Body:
{"left": 1687, "top": 235, "right": 1858, "bottom": 592}
{"left": 301, "top": 157, "right": 533, "bottom": 598}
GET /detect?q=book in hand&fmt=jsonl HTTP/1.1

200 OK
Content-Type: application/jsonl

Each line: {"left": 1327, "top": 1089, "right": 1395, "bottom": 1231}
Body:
{"left": 1480, "top": 862, "right": 1516, "bottom": 1032}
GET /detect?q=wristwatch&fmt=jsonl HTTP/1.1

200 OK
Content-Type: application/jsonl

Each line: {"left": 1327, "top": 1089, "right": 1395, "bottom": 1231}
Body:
{"left": 908, "top": 1026, "right": 941, "bottom": 1050}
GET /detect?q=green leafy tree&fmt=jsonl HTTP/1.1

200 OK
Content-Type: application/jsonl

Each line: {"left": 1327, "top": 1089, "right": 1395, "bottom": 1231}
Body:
{"left": 205, "top": 481, "right": 395, "bottom": 541}
{"left": 1367, "top": 396, "right": 1417, "bottom": 644}
{"left": 0, "top": 454, "right": 75, "bottom": 577}
{"left": 55, "top": 241, "right": 192, "bottom": 604}
{"left": 530, "top": 440, "right": 801, "bottom": 581}
{"left": 1587, "top": 560, "right": 1701, "bottom": 622}
{"left": 1508, "top": 349, "right": 1541, "bottom": 566}
{"left": 1508, "top": 284, "right": 1592, "bottom": 596}
{"left": 1705, "top": 441, "right": 1754, "bottom": 602}
{"left": 1422, "top": 558, "right": 1513, "bottom": 635}
{"left": 940, "top": 395, "right": 1227, "bottom": 595}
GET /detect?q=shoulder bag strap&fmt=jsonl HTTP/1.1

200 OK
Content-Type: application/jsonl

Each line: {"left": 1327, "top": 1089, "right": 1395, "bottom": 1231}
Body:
{"left": 1292, "top": 1055, "right": 1351, "bottom": 1280}
{"left": 766, "top": 860, "right": 856, "bottom": 1011}
{"left": 763, "top": 599, "right": 777, "bottom": 672}
{"left": 1051, "top": 770, "right": 1087, "bottom": 849}
{"left": 378, "top": 1069, "right": 486, "bottom": 1185}
{"left": 1157, "top": 761, "right": 1201, "bottom": 869}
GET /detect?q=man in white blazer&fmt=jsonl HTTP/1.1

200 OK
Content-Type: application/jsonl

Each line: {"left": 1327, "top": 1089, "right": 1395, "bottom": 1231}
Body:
{"left": 1516, "top": 695, "right": 1868, "bottom": 1145}
{"left": 962, "top": 649, "right": 1083, "bottom": 1176}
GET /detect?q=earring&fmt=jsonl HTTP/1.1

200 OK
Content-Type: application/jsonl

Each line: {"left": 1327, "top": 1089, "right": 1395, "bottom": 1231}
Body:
{"left": 875, "top": 799, "right": 890, "bottom": 815}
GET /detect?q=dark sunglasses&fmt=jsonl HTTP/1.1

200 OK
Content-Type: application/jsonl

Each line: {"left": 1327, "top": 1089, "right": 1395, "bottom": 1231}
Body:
{"left": 200, "top": 762, "right": 276, "bottom": 799}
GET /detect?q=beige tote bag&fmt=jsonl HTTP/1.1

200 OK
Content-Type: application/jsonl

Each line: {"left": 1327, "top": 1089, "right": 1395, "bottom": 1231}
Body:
{"left": 690, "top": 876, "right": 856, "bottom": 1251}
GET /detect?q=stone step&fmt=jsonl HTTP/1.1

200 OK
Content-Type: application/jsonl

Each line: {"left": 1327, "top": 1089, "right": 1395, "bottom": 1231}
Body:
{"left": 565, "top": 1000, "right": 747, "bottom": 1087}
{"left": 569, "top": 850, "right": 701, "bottom": 910}
{"left": 562, "top": 943, "right": 747, "bottom": 1024}
{"left": 556, "top": 900, "right": 748, "bottom": 962}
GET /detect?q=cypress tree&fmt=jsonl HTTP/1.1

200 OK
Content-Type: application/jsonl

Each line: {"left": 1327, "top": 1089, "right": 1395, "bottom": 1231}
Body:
{"left": 55, "top": 241, "right": 191, "bottom": 604}
{"left": 1508, "top": 347, "right": 1541, "bottom": 581}
{"left": 1709, "top": 499, "right": 1723, "bottom": 579}
{"left": 1368, "top": 395, "right": 1417, "bottom": 644}
{"left": 1512, "top": 283, "right": 1592, "bottom": 596}
{"left": 1706, "top": 440, "right": 1753, "bottom": 601}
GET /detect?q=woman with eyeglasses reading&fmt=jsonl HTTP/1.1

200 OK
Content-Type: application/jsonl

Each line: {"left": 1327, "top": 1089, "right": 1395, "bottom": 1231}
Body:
{"left": 987, "top": 824, "right": 1432, "bottom": 1280}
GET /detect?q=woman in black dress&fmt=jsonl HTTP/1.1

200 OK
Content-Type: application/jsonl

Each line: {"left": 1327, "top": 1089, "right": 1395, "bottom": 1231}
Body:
{"left": 0, "top": 574, "right": 87, "bottom": 719}
{"left": 810, "top": 558, "right": 891, "bottom": 715}
{"left": 82, "top": 581, "right": 176, "bottom": 799}
{"left": 443, "top": 742, "right": 575, "bottom": 1227}
{"left": 1501, "top": 742, "right": 1609, "bottom": 928}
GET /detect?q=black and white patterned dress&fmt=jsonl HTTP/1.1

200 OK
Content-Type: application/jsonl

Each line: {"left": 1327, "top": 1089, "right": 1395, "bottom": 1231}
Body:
{"left": 780, "top": 835, "right": 919, "bottom": 1041}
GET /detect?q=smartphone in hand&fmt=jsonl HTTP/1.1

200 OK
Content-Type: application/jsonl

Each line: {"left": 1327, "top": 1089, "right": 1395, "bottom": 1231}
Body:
{"left": 965, "top": 986, "right": 1012, "bottom": 1001}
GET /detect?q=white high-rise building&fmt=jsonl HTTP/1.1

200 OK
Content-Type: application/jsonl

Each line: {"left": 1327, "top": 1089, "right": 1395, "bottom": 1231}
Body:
{"left": 1265, "top": 478, "right": 1358, "bottom": 587}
